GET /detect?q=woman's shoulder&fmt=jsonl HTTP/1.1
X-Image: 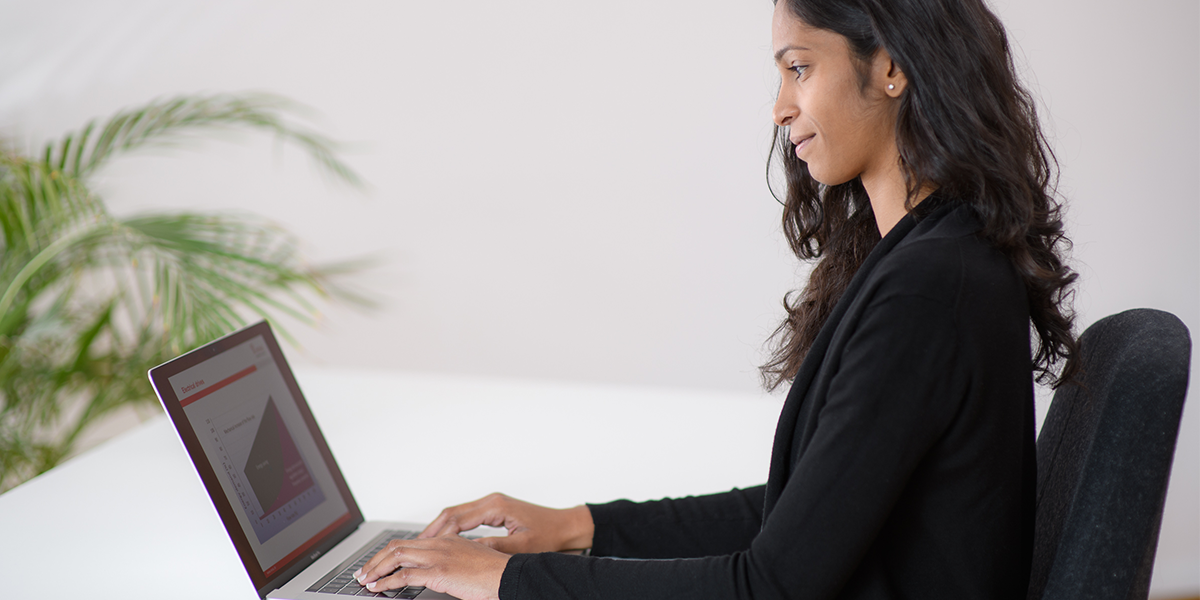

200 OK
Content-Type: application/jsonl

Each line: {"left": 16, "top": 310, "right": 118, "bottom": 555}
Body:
{"left": 871, "top": 203, "right": 1023, "bottom": 307}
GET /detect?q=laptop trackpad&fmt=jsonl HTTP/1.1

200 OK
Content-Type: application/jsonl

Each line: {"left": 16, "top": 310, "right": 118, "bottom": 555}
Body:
{"left": 416, "top": 590, "right": 456, "bottom": 600}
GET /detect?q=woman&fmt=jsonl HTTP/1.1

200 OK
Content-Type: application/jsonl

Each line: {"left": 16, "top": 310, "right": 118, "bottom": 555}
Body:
{"left": 355, "top": 0, "right": 1077, "bottom": 598}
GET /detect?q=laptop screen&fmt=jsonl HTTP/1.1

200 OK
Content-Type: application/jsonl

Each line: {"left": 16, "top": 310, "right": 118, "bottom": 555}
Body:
{"left": 150, "top": 322, "right": 363, "bottom": 597}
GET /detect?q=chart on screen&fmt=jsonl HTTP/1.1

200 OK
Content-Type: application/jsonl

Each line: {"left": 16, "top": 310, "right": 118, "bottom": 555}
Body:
{"left": 206, "top": 395, "right": 326, "bottom": 543}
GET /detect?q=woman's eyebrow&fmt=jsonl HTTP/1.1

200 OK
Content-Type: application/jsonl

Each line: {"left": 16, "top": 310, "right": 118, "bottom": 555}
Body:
{"left": 774, "top": 45, "right": 811, "bottom": 62}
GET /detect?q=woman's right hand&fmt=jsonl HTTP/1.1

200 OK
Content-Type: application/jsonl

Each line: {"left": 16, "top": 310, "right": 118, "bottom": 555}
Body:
{"left": 419, "top": 493, "right": 594, "bottom": 555}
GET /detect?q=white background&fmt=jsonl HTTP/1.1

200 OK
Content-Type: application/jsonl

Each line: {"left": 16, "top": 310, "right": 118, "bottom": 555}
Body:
{"left": 1, "top": 0, "right": 1195, "bottom": 595}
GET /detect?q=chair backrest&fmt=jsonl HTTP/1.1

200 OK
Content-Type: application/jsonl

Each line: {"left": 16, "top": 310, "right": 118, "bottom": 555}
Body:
{"left": 1028, "top": 308, "right": 1191, "bottom": 600}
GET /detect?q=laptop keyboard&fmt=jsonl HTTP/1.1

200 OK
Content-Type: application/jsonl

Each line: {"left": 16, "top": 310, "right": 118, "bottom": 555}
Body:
{"left": 307, "top": 529, "right": 427, "bottom": 598}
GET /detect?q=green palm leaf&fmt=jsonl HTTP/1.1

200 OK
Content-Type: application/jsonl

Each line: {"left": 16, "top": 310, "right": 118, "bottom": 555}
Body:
{"left": 42, "top": 93, "right": 362, "bottom": 186}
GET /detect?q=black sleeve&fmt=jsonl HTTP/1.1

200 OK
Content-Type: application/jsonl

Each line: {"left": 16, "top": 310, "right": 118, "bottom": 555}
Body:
{"left": 498, "top": 293, "right": 969, "bottom": 600}
{"left": 588, "top": 485, "right": 765, "bottom": 558}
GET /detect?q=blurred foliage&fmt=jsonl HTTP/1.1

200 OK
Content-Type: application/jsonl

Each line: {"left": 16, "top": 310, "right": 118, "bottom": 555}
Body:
{"left": 0, "top": 94, "right": 366, "bottom": 492}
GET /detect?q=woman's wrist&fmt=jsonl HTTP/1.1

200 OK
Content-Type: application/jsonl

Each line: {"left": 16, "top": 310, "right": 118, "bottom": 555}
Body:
{"left": 559, "top": 504, "right": 594, "bottom": 552}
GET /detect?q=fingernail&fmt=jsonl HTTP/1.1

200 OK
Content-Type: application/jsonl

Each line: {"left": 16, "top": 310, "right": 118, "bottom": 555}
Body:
{"left": 353, "top": 569, "right": 362, "bottom": 580}
{"left": 366, "top": 581, "right": 377, "bottom": 591}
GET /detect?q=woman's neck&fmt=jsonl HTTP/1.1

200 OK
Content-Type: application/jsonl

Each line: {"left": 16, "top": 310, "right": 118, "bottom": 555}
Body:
{"left": 862, "top": 160, "right": 934, "bottom": 236}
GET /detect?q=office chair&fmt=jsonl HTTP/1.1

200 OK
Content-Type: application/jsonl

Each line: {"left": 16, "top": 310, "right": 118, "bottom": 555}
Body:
{"left": 1027, "top": 309, "right": 1191, "bottom": 600}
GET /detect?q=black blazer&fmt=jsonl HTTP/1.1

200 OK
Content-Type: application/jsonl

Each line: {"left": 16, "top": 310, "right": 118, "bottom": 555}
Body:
{"left": 499, "top": 202, "right": 1037, "bottom": 600}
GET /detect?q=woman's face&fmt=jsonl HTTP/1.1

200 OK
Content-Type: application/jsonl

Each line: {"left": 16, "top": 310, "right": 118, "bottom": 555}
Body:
{"left": 771, "top": 3, "right": 900, "bottom": 187}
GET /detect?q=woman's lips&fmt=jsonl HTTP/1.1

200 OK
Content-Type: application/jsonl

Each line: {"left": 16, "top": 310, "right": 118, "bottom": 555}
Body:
{"left": 793, "top": 135, "right": 814, "bottom": 157}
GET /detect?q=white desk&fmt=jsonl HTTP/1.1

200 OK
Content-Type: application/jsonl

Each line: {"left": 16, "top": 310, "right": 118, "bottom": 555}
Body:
{"left": 0, "top": 368, "right": 780, "bottom": 599}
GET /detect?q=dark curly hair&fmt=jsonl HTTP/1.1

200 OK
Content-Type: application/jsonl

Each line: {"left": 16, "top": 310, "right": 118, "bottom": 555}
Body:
{"left": 761, "top": 0, "right": 1078, "bottom": 391}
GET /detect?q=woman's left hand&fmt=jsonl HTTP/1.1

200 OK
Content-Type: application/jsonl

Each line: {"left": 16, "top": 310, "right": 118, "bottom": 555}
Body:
{"left": 353, "top": 535, "right": 509, "bottom": 600}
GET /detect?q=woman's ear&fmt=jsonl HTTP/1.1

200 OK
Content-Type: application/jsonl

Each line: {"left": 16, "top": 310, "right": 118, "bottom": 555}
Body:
{"left": 875, "top": 49, "right": 908, "bottom": 97}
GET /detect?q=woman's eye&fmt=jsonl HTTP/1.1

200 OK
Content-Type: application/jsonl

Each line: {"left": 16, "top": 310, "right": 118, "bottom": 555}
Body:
{"left": 789, "top": 65, "right": 808, "bottom": 80}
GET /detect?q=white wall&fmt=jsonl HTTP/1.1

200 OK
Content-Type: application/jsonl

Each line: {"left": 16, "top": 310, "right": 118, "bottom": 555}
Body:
{"left": 1, "top": 0, "right": 1195, "bottom": 595}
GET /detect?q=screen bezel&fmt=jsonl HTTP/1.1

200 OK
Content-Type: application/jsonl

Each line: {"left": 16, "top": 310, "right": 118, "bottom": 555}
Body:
{"left": 149, "top": 321, "right": 364, "bottom": 598}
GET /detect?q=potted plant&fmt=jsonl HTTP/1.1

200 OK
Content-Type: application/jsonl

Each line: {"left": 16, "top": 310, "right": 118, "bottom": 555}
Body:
{"left": 0, "top": 93, "right": 365, "bottom": 492}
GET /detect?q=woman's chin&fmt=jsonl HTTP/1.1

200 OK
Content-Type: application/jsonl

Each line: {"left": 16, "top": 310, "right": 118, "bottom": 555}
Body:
{"left": 805, "top": 165, "right": 854, "bottom": 188}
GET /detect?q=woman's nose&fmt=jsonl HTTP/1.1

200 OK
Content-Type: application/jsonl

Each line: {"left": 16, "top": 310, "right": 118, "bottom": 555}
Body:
{"left": 772, "top": 91, "right": 797, "bottom": 127}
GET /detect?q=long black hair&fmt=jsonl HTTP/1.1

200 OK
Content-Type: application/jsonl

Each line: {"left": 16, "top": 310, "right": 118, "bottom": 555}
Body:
{"left": 761, "top": 0, "right": 1078, "bottom": 390}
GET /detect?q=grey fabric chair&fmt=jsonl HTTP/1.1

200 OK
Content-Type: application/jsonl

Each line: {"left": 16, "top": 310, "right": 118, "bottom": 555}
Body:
{"left": 1028, "top": 308, "right": 1191, "bottom": 600}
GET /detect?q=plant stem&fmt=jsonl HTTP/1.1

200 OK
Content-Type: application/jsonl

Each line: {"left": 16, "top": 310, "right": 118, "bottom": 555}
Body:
{"left": 0, "top": 221, "right": 110, "bottom": 319}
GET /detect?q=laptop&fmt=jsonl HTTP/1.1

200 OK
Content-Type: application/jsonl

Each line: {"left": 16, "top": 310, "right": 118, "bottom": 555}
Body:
{"left": 149, "top": 320, "right": 462, "bottom": 600}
